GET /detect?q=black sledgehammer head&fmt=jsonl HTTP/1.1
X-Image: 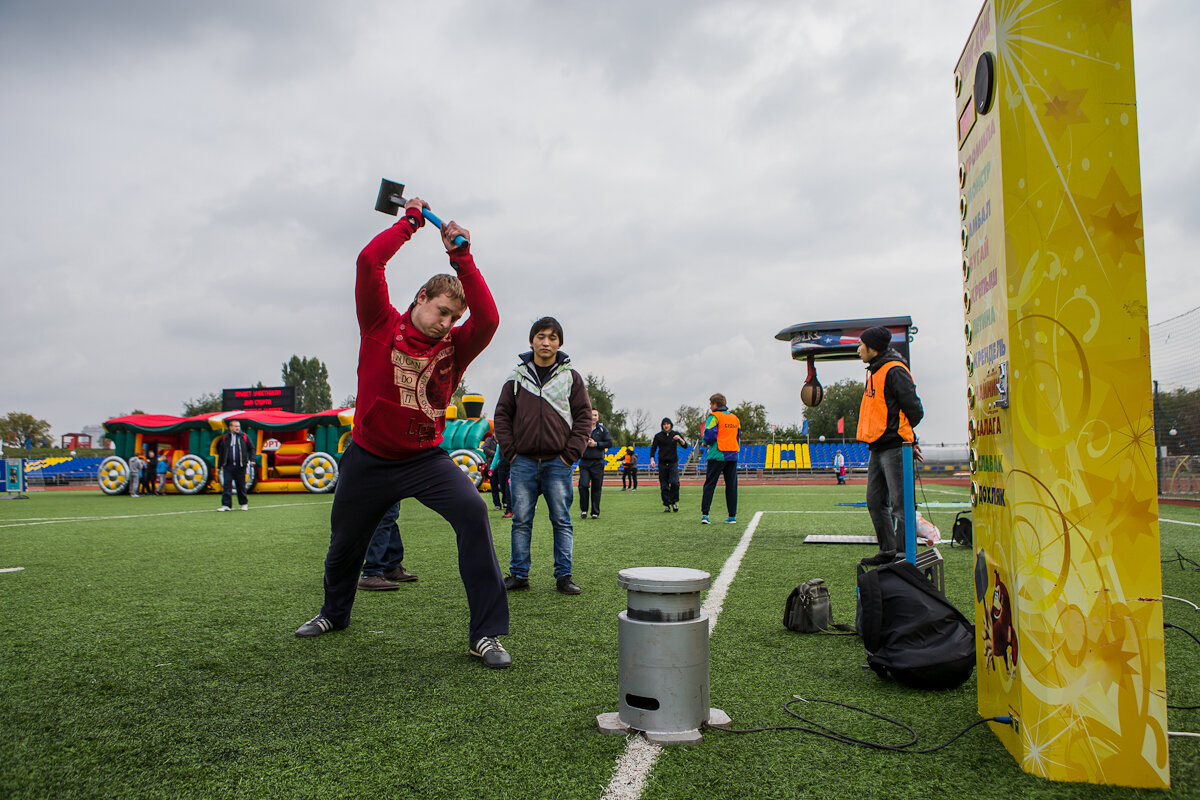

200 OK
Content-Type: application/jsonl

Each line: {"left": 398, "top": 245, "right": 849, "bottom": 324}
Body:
{"left": 375, "top": 179, "right": 406, "bottom": 216}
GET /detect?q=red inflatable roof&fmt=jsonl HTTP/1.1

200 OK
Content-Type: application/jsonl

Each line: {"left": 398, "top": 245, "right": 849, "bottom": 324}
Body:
{"left": 103, "top": 409, "right": 349, "bottom": 434}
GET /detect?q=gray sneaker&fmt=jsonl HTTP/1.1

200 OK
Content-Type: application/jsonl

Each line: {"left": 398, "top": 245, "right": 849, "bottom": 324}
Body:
{"left": 470, "top": 636, "right": 512, "bottom": 669}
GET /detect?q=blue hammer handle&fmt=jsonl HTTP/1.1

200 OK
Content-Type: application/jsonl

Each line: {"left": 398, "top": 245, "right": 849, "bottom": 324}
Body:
{"left": 417, "top": 207, "right": 468, "bottom": 248}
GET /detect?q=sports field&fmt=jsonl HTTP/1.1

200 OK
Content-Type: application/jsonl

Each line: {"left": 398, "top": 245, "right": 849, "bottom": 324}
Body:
{"left": 2, "top": 484, "right": 1198, "bottom": 799}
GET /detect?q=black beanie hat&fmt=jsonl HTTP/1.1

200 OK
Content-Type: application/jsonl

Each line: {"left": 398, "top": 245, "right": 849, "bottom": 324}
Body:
{"left": 860, "top": 326, "right": 892, "bottom": 353}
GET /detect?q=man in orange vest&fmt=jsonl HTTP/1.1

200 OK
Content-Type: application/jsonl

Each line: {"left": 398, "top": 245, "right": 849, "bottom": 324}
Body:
{"left": 700, "top": 393, "right": 741, "bottom": 524}
{"left": 855, "top": 326, "right": 924, "bottom": 565}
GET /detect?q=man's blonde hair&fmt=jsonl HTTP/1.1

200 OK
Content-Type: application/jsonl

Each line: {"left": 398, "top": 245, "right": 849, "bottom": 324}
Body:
{"left": 414, "top": 273, "right": 465, "bottom": 305}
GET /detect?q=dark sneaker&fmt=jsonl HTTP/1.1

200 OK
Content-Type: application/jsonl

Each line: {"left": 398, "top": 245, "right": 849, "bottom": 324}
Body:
{"left": 382, "top": 566, "right": 418, "bottom": 582}
{"left": 860, "top": 550, "right": 897, "bottom": 566}
{"left": 504, "top": 574, "right": 530, "bottom": 591}
{"left": 590, "top": 511, "right": 599, "bottom": 520}
{"left": 295, "top": 615, "right": 340, "bottom": 638}
{"left": 671, "top": 504, "right": 679, "bottom": 512}
{"left": 357, "top": 575, "right": 400, "bottom": 591}
{"left": 470, "top": 636, "right": 512, "bottom": 669}
{"left": 556, "top": 575, "right": 582, "bottom": 595}
{"left": 663, "top": 507, "right": 672, "bottom": 513}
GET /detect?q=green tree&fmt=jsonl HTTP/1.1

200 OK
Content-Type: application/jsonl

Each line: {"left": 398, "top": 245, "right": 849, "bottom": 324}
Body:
{"left": 183, "top": 392, "right": 223, "bottom": 416}
{"left": 586, "top": 374, "right": 628, "bottom": 442}
{"left": 1156, "top": 386, "right": 1200, "bottom": 456}
{"left": 0, "top": 412, "right": 53, "bottom": 448}
{"left": 801, "top": 379, "right": 864, "bottom": 440}
{"left": 281, "top": 355, "right": 333, "bottom": 413}
{"left": 731, "top": 401, "right": 769, "bottom": 441}
{"left": 674, "top": 404, "right": 706, "bottom": 444}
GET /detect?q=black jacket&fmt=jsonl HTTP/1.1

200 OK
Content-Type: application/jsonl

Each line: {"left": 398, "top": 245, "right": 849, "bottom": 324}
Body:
{"left": 581, "top": 422, "right": 612, "bottom": 463}
{"left": 650, "top": 428, "right": 688, "bottom": 463}
{"left": 216, "top": 431, "right": 255, "bottom": 468}
{"left": 865, "top": 350, "right": 924, "bottom": 452}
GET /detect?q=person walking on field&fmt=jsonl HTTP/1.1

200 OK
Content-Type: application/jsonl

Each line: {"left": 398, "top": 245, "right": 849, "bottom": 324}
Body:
{"left": 700, "top": 393, "right": 740, "bottom": 525}
{"left": 293, "top": 198, "right": 511, "bottom": 670}
{"left": 834, "top": 448, "right": 847, "bottom": 485}
{"left": 578, "top": 409, "right": 612, "bottom": 519}
{"left": 855, "top": 326, "right": 924, "bottom": 566}
{"left": 649, "top": 417, "right": 687, "bottom": 512}
{"left": 621, "top": 445, "right": 638, "bottom": 491}
{"left": 493, "top": 316, "right": 592, "bottom": 596}
{"left": 216, "top": 421, "right": 254, "bottom": 511}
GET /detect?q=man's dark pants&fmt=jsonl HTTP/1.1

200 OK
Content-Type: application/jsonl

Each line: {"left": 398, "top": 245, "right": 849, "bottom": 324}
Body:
{"left": 221, "top": 464, "right": 248, "bottom": 507}
{"left": 865, "top": 446, "right": 906, "bottom": 555}
{"left": 320, "top": 442, "right": 509, "bottom": 641}
{"left": 578, "top": 460, "right": 605, "bottom": 515}
{"left": 657, "top": 461, "right": 680, "bottom": 506}
{"left": 491, "top": 457, "right": 511, "bottom": 510}
{"left": 700, "top": 459, "right": 737, "bottom": 517}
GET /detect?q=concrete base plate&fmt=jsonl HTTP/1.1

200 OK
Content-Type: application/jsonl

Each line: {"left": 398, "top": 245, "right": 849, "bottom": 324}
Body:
{"left": 596, "top": 712, "right": 631, "bottom": 735}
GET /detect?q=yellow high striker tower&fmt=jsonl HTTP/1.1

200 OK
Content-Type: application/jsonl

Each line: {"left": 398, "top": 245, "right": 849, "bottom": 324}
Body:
{"left": 955, "top": 1, "right": 1168, "bottom": 788}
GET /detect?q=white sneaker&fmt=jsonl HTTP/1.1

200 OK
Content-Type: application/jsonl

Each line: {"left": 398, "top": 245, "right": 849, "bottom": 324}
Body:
{"left": 240, "top": 504, "right": 249, "bottom": 511}
{"left": 217, "top": 506, "right": 231, "bottom": 512}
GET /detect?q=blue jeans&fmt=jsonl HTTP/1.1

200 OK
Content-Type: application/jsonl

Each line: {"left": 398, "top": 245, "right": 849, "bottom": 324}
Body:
{"left": 865, "top": 446, "right": 906, "bottom": 555}
{"left": 362, "top": 501, "right": 404, "bottom": 576}
{"left": 508, "top": 455, "right": 574, "bottom": 579}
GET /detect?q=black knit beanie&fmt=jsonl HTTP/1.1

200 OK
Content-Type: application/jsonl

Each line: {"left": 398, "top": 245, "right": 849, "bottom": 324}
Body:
{"left": 860, "top": 326, "right": 892, "bottom": 353}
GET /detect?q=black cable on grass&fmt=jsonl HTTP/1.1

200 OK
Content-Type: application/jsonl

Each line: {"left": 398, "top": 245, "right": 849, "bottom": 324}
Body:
{"left": 1166, "top": 622, "right": 1200, "bottom": 710}
{"left": 704, "top": 696, "right": 1012, "bottom": 754}
{"left": 1163, "top": 549, "right": 1200, "bottom": 572}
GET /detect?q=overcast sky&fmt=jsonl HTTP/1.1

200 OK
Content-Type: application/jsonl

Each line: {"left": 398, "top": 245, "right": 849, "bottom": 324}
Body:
{"left": 2, "top": 1, "right": 1196, "bottom": 445}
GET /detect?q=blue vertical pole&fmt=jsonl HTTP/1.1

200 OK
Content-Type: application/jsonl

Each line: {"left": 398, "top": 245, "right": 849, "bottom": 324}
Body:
{"left": 902, "top": 441, "right": 916, "bottom": 563}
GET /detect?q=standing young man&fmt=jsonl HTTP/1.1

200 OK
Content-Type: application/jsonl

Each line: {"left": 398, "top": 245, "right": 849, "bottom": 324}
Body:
{"left": 577, "top": 409, "right": 612, "bottom": 519}
{"left": 649, "top": 417, "right": 687, "bottom": 512}
{"left": 700, "top": 393, "right": 740, "bottom": 525}
{"left": 216, "top": 421, "right": 254, "bottom": 511}
{"left": 856, "top": 326, "right": 924, "bottom": 566}
{"left": 493, "top": 317, "right": 592, "bottom": 595}
{"left": 294, "top": 199, "right": 511, "bottom": 670}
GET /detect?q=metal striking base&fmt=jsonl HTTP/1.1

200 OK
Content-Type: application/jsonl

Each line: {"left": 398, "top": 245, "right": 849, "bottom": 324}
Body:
{"left": 803, "top": 534, "right": 876, "bottom": 544}
{"left": 597, "top": 709, "right": 731, "bottom": 745}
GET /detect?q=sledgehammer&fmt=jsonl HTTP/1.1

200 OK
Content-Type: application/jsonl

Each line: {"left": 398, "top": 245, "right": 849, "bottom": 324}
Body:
{"left": 374, "top": 178, "right": 467, "bottom": 248}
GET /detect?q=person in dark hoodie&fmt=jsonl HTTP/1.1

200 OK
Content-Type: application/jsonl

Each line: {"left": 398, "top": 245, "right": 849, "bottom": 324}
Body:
{"left": 493, "top": 316, "right": 592, "bottom": 595}
{"left": 649, "top": 417, "right": 688, "bottom": 512}
{"left": 855, "top": 325, "right": 924, "bottom": 566}
{"left": 578, "top": 409, "right": 612, "bottom": 519}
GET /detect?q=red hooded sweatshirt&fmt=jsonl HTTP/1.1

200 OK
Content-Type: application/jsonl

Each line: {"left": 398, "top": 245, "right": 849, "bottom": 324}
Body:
{"left": 351, "top": 212, "right": 498, "bottom": 460}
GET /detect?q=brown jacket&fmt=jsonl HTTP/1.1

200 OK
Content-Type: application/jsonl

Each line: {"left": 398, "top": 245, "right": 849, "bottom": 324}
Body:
{"left": 493, "top": 351, "right": 592, "bottom": 463}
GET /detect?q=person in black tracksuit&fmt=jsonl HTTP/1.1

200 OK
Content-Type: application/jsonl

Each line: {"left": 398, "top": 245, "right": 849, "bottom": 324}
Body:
{"left": 578, "top": 409, "right": 612, "bottom": 519}
{"left": 649, "top": 417, "right": 687, "bottom": 512}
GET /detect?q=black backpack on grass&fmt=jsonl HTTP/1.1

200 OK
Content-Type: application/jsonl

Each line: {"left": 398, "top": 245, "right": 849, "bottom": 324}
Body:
{"left": 856, "top": 561, "right": 975, "bottom": 690}
{"left": 950, "top": 511, "right": 973, "bottom": 548}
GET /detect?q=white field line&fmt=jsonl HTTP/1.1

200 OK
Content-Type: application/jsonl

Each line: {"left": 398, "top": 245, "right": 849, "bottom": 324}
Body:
{"left": 0, "top": 500, "right": 333, "bottom": 529}
{"left": 1163, "top": 518, "right": 1200, "bottom": 528}
{"left": 600, "top": 511, "right": 763, "bottom": 800}
{"left": 0, "top": 567, "right": 25, "bottom": 573}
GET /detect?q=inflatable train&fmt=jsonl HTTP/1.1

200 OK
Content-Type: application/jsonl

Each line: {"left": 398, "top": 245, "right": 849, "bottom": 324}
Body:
{"left": 97, "top": 394, "right": 495, "bottom": 496}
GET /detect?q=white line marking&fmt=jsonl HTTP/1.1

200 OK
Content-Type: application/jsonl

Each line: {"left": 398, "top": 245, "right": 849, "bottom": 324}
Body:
{"left": 0, "top": 500, "right": 333, "bottom": 529}
{"left": 601, "top": 511, "right": 762, "bottom": 800}
{"left": 0, "top": 567, "right": 25, "bottom": 573}
{"left": 1163, "top": 518, "right": 1200, "bottom": 528}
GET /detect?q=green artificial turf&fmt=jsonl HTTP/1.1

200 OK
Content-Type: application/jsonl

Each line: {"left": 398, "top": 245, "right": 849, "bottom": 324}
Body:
{"left": 1, "top": 485, "right": 1197, "bottom": 799}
